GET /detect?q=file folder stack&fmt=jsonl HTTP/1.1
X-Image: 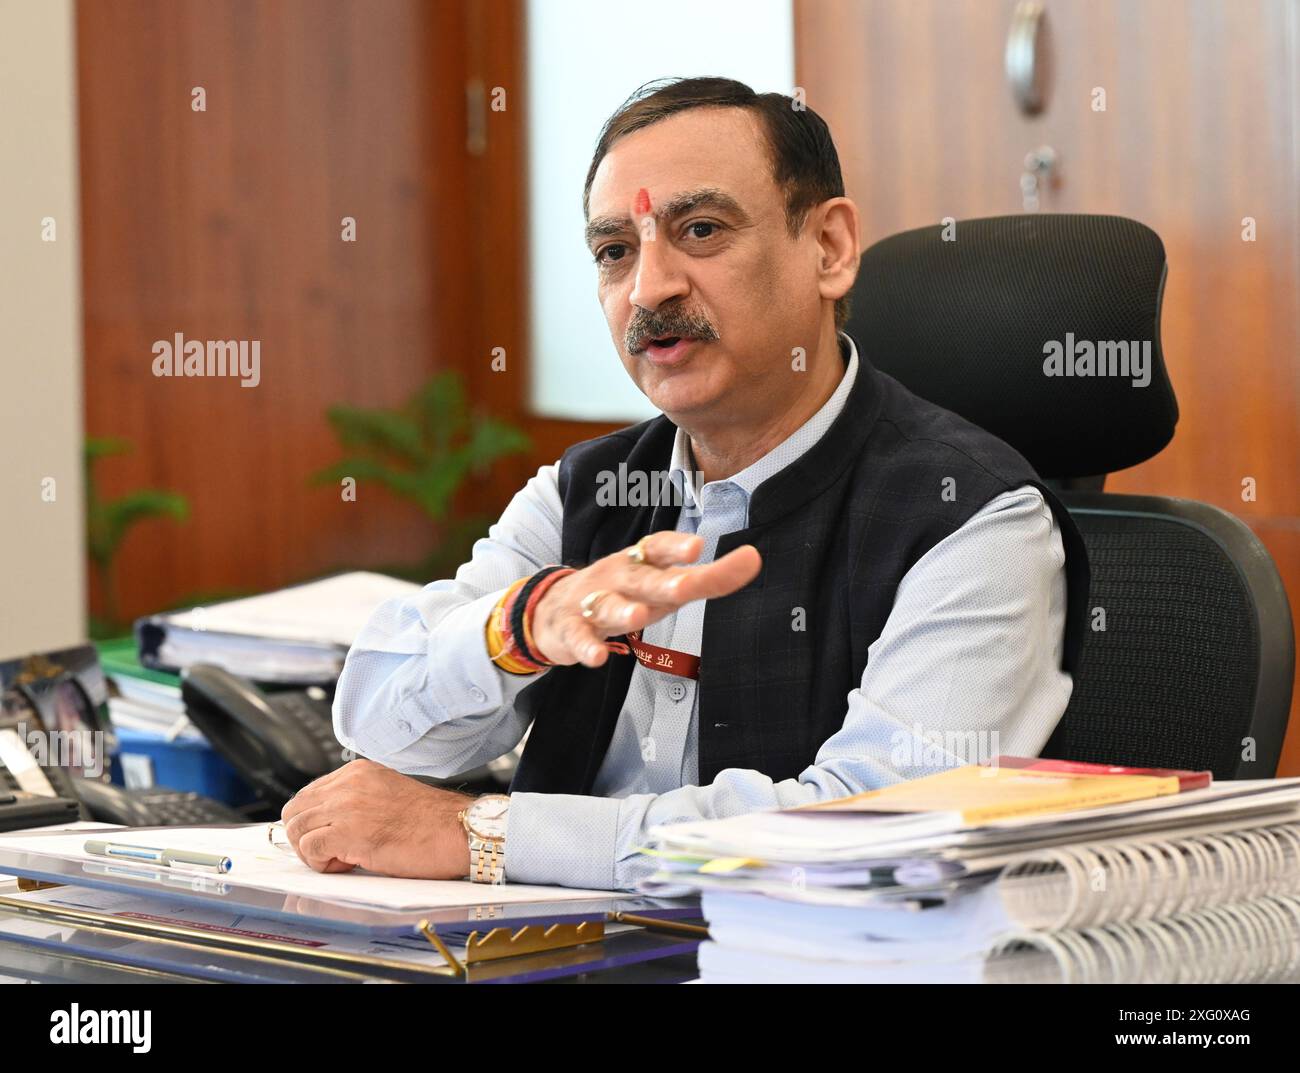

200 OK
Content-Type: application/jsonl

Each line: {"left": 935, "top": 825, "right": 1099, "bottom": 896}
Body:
{"left": 639, "top": 760, "right": 1300, "bottom": 983}
{"left": 134, "top": 571, "right": 420, "bottom": 684}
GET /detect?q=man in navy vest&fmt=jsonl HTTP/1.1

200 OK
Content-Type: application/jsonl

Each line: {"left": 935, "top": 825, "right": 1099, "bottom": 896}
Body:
{"left": 282, "top": 77, "right": 1088, "bottom": 890}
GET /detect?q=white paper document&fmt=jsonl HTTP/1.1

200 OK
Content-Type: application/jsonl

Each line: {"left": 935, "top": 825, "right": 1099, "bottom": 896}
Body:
{"left": 0, "top": 823, "right": 630, "bottom": 910}
{"left": 163, "top": 571, "right": 420, "bottom": 646}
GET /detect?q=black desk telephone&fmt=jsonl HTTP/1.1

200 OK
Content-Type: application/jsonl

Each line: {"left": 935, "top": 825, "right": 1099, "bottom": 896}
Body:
{"left": 180, "top": 666, "right": 511, "bottom": 804}
{"left": 1, "top": 647, "right": 512, "bottom": 833}
{"left": 180, "top": 664, "right": 347, "bottom": 809}
{"left": 0, "top": 656, "right": 341, "bottom": 831}
{"left": 0, "top": 647, "right": 247, "bottom": 832}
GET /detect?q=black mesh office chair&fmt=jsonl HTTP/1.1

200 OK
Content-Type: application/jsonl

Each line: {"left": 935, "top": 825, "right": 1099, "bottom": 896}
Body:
{"left": 846, "top": 213, "right": 1294, "bottom": 778}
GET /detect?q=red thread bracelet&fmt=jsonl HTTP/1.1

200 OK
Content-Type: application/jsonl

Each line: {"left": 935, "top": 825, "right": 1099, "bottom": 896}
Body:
{"left": 519, "top": 567, "right": 576, "bottom": 665}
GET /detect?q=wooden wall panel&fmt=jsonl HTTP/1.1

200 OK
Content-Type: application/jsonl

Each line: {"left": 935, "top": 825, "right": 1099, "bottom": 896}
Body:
{"left": 797, "top": 0, "right": 1300, "bottom": 772}
{"left": 77, "top": 0, "right": 476, "bottom": 619}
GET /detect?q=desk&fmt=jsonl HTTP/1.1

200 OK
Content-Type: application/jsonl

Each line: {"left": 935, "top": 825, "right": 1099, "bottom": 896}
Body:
{"left": 0, "top": 882, "right": 704, "bottom": 984}
{"left": 0, "top": 942, "right": 702, "bottom": 984}
{"left": 0, "top": 900, "right": 707, "bottom": 983}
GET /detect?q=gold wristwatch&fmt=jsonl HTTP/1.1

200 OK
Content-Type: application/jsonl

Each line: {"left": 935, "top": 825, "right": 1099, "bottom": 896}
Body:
{"left": 459, "top": 793, "right": 510, "bottom": 883}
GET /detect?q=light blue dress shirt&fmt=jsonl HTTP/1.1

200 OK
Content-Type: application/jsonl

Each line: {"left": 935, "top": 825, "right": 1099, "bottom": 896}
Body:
{"left": 333, "top": 332, "right": 1072, "bottom": 891}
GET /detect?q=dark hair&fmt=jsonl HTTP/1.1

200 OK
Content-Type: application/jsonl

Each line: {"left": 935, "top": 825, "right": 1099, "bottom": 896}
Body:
{"left": 584, "top": 76, "right": 854, "bottom": 332}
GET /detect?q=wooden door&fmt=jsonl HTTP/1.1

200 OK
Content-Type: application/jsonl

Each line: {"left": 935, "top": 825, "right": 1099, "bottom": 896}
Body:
{"left": 796, "top": 0, "right": 1300, "bottom": 772}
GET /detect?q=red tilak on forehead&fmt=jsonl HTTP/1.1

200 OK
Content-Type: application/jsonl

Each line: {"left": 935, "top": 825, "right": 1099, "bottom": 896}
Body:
{"left": 633, "top": 187, "right": 652, "bottom": 215}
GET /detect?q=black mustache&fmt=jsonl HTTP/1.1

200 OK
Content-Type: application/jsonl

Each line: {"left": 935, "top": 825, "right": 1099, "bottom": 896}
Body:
{"left": 627, "top": 318, "right": 719, "bottom": 353}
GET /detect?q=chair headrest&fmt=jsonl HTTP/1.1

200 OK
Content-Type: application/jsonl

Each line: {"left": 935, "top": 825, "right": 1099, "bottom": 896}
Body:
{"left": 846, "top": 214, "right": 1178, "bottom": 479}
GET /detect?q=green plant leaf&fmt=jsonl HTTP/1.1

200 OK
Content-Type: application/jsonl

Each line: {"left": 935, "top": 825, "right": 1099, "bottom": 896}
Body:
{"left": 323, "top": 405, "right": 424, "bottom": 464}
{"left": 84, "top": 437, "right": 133, "bottom": 463}
{"left": 411, "top": 457, "right": 470, "bottom": 519}
{"left": 96, "top": 491, "right": 188, "bottom": 561}
{"left": 312, "top": 370, "right": 529, "bottom": 528}
{"left": 413, "top": 373, "right": 468, "bottom": 453}
{"left": 312, "top": 457, "right": 435, "bottom": 504}
{"left": 309, "top": 457, "right": 406, "bottom": 486}
{"left": 463, "top": 415, "right": 531, "bottom": 470}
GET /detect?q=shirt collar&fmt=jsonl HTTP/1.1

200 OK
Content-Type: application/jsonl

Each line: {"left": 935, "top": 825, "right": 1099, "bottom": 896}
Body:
{"left": 668, "top": 330, "right": 860, "bottom": 510}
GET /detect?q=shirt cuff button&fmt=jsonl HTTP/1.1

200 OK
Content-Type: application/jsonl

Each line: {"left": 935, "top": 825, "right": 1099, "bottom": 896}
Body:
{"left": 469, "top": 686, "right": 487, "bottom": 703}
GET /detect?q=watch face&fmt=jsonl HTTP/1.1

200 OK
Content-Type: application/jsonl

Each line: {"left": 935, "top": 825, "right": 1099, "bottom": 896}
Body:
{"left": 466, "top": 795, "right": 510, "bottom": 842}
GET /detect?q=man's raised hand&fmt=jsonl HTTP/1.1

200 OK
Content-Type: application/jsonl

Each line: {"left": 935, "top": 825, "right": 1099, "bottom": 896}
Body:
{"left": 529, "top": 532, "right": 762, "bottom": 667}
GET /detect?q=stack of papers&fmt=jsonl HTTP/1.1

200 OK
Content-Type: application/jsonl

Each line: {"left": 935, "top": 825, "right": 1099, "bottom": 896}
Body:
{"left": 0, "top": 824, "right": 627, "bottom": 911}
{"left": 96, "top": 637, "right": 198, "bottom": 740}
{"left": 639, "top": 768, "right": 1300, "bottom": 983}
{"left": 135, "top": 572, "right": 421, "bottom": 683}
{"left": 107, "top": 677, "right": 199, "bottom": 741}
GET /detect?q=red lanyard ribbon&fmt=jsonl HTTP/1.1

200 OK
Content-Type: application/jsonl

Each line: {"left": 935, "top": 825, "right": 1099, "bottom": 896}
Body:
{"left": 622, "top": 630, "right": 700, "bottom": 680}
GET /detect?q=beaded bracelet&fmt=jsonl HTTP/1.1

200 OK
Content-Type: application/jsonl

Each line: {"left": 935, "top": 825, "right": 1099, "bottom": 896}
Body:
{"left": 506, "top": 565, "right": 574, "bottom": 667}
{"left": 487, "top": 578, "right": 537, "bottom": 675}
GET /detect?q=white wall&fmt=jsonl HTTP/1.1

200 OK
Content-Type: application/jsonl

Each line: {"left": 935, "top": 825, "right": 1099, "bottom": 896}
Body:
{"left": 0, "top": 0, "right": 86, "bottom": 654}
{"left": 525, "top": 0, "right": 795, "bottom": 421}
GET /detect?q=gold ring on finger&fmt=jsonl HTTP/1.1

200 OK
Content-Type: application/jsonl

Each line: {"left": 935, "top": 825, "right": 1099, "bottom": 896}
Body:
{"left": 627, "top": 536, "right": 652, "bottom": 564}
{"left": 580, "top": 589, "right": 612, "bottom": 619}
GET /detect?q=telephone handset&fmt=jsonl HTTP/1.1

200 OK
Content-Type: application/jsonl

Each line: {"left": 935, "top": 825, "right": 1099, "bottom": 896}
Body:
{"left": 180, "top": 664, "right": 343, "bottom": 809}
{"left": 0, "top": 680, "right": 90, "bottom": 831}
{"left": 0, "top": 702, "right": 84, "bottom": 832}
{"left": 179, "top": 665, "right": 516, "bottom": 806}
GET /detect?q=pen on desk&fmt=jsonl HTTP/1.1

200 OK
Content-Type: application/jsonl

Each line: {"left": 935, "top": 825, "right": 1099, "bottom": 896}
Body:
{"left": 83, "top": 839, "right": 233, "bottom": 874}
{"left": 83, "top": 860, "right": 232, "bottom": 894}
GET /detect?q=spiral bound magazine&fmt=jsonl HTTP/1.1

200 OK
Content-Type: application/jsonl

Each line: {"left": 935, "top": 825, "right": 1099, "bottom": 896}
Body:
{"left": 642, "top": 772, "right": 1300, "bottom": 983}
{"left": 692, "top": 816, "right": 1300, "bottom": 929}
{"left": 688, "top": 818, "right": 1300, "bottom": 983}
{"left": 696, "top": 891, "right": 1300, "bottom": 984}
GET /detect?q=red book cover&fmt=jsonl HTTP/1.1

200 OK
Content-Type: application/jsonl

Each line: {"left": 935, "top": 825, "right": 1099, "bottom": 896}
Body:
{"left": 990, "top": 755, "right": 1212, "bottom": 792}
